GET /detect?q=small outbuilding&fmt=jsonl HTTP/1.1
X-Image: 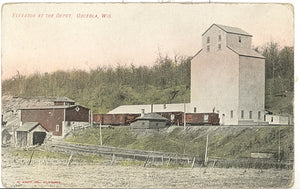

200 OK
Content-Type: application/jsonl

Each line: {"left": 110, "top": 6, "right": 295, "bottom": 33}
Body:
{"left": 16, "top": 122, "right": 48, "bottom": 147}
{"left": 265, "top": 114, "right": 290, "bottom": 125}
{"left": 130, "top": 113, "right": 170, "bottom": 129}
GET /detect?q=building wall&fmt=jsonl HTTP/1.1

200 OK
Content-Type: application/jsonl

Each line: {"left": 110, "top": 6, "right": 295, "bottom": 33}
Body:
{"left": 65, "top": 106, "right": 90, "bottom": 122}
{"left": 227, "top": 33, "right": 252, "bottom": 49}
{"left": 16, "top": 125, "right": 47, "bottom": 147}
{"left": 131, "top": 120, "right": 150, "bottom": 129}
{"left": 191, "top": 25, "right": 265, "bottom": 125}
{"left": 149, "top": 120, "right": 167, "bottom": 129}
{"left": 238, "top": 56, "right": 265, "bottom": 122}
{"left": 191, "top": 42, "right": 240, "bottom": 125}
{"left": 16, "top": 131, "right": 27, "bottom": 147}
{"left": 265, "top": 115, "right": 289, "bottom": 125}
{"left": 21, "top": 109, "right": 64, "bottom": 136}
{"left": 202, "top": 25, "right": 227, "bottom": 54}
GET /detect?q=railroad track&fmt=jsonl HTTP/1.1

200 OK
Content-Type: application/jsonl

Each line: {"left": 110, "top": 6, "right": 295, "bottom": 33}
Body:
{"left": 45, "top": 141, "right": 192, "bottom": 162}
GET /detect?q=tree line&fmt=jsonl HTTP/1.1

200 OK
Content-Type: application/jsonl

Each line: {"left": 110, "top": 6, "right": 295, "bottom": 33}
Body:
{"left": 2, "top": 55, "right": 191, "bottom": 113}
{"left": 2, "top": 43, "right": 294, "bottom": 115}
{"left": 260, "top": 43, "right": 294, "bottom": 115}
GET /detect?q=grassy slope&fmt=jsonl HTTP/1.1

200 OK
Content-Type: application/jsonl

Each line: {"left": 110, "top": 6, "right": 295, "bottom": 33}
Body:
{"left": 65, "top": 126, "right": 294, "bottom": 161}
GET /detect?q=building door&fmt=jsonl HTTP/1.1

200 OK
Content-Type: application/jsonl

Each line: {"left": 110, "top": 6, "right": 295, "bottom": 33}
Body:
{"left": 33, "top": 132, "right": 46, "bottom": 145}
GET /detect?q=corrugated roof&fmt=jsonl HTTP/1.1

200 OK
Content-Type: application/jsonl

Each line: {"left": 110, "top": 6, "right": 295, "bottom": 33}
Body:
{"left": 16, "top": 122, "right": 42, "bottom": 132}
{"left": 54, "top": 96, "right": 75, "bottom": 102}
{"left": 136, "top": 113, "right": 169, "bottom": 121}
{"left": 203, "top": 24, "right": 252, "bottom": 37}
{"left": 108, "top": 103, "right": 189, "bottom": 114}
{"left": 227, "top": 46, "right": 265, "bottom": 59}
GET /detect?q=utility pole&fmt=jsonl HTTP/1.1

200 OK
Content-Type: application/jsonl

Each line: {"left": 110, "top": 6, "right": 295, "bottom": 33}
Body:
{"left": 100, "top": 119, "right": 103, "bottom": 145}
{"left": 184, "top": 100, "right": 186, "bottom": 131}
{"left": 278, "top": 128, "right": 281, "bottom": 162}
{"left": 204, "top": 134, "right": 209, "bottom": 166}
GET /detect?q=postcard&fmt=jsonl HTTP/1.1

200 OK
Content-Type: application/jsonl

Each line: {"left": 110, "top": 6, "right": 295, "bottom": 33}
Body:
{"left": 1, "top": 2, "right": 295, "bottom": 188}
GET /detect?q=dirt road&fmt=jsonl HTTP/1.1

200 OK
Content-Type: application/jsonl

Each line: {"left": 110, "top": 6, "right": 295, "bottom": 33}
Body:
{"left": 2, "top": 160, "right": 293, "bottom": 188}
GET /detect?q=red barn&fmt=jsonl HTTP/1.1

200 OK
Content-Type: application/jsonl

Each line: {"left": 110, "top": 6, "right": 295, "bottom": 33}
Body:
{"left": 19, "top": 103, "right": 90, "bottom": 137}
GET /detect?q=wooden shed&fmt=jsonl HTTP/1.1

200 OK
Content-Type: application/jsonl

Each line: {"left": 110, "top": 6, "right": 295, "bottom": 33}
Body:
{"left": 16, "top": 122, "right": 48, "bottom": 147}
{"left": 130, "top": 113, "right": 170, "bottom": 129}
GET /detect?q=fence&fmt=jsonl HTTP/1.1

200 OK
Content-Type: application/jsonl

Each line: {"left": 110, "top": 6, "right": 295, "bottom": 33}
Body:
{"left": 44, "top": 141, "right": 293, "bottom": 169}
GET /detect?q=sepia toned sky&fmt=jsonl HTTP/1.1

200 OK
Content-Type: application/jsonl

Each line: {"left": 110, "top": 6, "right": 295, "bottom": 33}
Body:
{"left": 1, "top": 3, "right": 294, "bottom": 80}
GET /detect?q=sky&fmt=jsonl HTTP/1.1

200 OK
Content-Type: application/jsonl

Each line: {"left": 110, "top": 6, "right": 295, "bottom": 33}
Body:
{"left": 1, "top": 3, "right": 294, "bottom": 80}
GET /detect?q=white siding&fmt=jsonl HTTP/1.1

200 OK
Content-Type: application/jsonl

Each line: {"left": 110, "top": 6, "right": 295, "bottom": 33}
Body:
{"left": 191, "top": 45, "right": 240, "bottom": 125}
{"left": 191, "top": 24, "right": 265, "bottom": 125}
{"left": 202, "top": 25, "right": 227, "bottom": 53}
{"left": 227, "top": 33, "right": 252, "bottom": 49}
{"left": 238, "top": 56, "right": 265, "bottom": 122}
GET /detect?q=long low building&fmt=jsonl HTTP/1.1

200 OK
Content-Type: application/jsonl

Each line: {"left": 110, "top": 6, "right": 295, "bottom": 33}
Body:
{"left": 108, "top": 103, "right": 191, "bottom": 114}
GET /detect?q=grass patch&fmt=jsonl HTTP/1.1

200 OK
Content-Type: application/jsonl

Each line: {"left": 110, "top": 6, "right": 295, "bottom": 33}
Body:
{"left": 66, "top": 127, "right": 137, "bottom": 147}
{"left": 65, "top": 126, "right": 294, "bottom": 161}
{"left": 9, "top": 149, "right": 105, "bottom": 163}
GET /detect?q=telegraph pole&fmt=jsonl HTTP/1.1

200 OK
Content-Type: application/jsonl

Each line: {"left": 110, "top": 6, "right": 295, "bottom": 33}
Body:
{"left": 184, "top": 100, "right": 186, "bottom": 131}
{"left": 100, "top": 119, "right": 103, "bottom": 145}
{"left": 204, "top": 134, "right": 209, "bottom": 165}
{"left": 278, "top": 128, "right": 281, "bottom": 161}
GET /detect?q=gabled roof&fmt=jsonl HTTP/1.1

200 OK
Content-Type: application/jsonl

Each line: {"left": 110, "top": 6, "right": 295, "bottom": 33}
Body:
{"left": 54, "top": 96, "right": 75, "bottom": 102}
{"left": 19, "top": 105, "right": 89, "bottom": 110}
{"left": 227, "top": 46, "right": 265, "bottom": 59}
{"left": 136, "top": 113, "right": 169, "bottom": 121}
{"left": 16, "top": 122, "right": 47, "bottom": 132}
{"left": 192, "top": 49, "right": 202, "bottom": 59}
{"left": 202, "top": 24, "right": 252, "bottom": 37}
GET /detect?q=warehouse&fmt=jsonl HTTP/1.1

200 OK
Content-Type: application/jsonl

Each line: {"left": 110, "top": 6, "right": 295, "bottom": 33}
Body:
{"left": 19, "top": 98, "right": 90, "bottom": 137}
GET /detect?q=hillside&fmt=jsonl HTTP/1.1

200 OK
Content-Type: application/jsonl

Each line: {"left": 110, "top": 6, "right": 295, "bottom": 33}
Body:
{"left": 65, "top": 126, "right": 294, "bottom": 161}
{"left": 1, "top": 56, "right": 191, "bottom": 114}
{"left": 1, "top": 44, "right": 294, "bottom": 115}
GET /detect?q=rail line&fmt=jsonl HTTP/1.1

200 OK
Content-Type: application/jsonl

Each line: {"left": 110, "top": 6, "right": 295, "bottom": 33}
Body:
{"left": 44, "top": 141, "right": 192, "bottom": 163}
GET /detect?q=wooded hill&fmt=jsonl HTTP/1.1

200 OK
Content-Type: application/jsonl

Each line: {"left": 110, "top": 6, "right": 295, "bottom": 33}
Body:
{"left": 2, "top": 43, "right": 294, "bottom": 115}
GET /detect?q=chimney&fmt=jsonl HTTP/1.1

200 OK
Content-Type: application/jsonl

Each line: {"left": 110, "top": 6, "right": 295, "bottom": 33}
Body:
{"left": 141, "top": 109, "right": 145, "bottom": 117}
{"left": 151, "top": 104, "right": 153, "bottom": 113}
